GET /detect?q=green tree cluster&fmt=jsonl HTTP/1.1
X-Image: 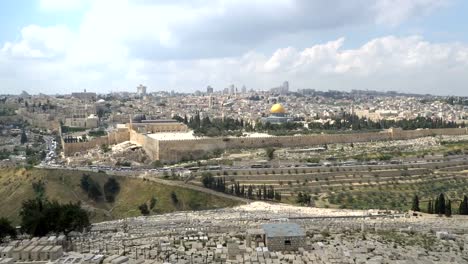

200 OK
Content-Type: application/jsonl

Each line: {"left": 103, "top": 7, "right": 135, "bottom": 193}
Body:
{"left": 139, "top": 203, "right": 150, "bottom": 215}
{"left": 0, "top": 218, "right": 16, "bottom": 242}
{"left": 20, "top": 198, "right": 89, "bottom": 236}
{"left": 80, "top": 174, "right": 102, "bottom": 201}
{"left": 296, "top": 192, "right": 312, "bottom": 206}
{"left": 426, "top": 193, "right": 452, "bottom": 217}
{"left": 103, "top": 177, "right": 120, "bottom": 202}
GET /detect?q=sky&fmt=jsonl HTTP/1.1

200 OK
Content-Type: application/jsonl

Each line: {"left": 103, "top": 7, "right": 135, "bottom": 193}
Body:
{"left": 0, "top": 0, "right": 468, "bottom": 96}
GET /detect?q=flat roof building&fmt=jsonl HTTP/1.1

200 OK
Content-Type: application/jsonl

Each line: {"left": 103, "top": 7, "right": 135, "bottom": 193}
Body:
{"left": 262, "top": 223, "right": 306, "bottom": 252}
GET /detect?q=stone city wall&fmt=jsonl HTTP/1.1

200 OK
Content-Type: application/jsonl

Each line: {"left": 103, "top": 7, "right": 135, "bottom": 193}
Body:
{"left": 62, "top": 128, "right": 129, "bottom": 156}
{"left": 62, "top": 127, "right": 467, "bottom": 160}
{"left": 155, "top": 128, "right": 467, "bottom": 163}
{"left": 132, "top": 122, "right": 189, "bottom": 133}
{"left": 129, "top": 129, "right": 160, "bottom": 160}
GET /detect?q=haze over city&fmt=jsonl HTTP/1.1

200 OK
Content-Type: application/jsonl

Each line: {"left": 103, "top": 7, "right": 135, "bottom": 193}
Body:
{"left": 1, "top": 0, "right": 468, "bottom": 95}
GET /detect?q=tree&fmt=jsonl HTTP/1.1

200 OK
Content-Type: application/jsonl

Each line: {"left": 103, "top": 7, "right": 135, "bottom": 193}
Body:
{"left": 459, "top": 195, "right": 468, "bottom": 215}
{"left": 265, "top": 147, "right": 275, "bottom": 160}
{"left": 427, "top": 199, "right": 433, "bottom": 214}
{"left": 149, "top": 196, "right": 157, "bottom": 210}
{"left": 32, "top": 180, "right": 46, "bottom": 200}
{"left": 81, "top": 174, "right": 102, "bottom": 201}
{"left": 436, "top": 193, "right": 446, "bottom": 215}
{"left": 138, "top": 203, "right": 150, "bottom": 216}
{"left": 0, "top": 218, "right": 16, "bottom": 242}
{"left": 411, "top": 195, "right": 420, "bottom": 211}
{"left": 445, "top": 200, "right": 452, "bottom": 217}
{"left": 170, "top": 191, "right": 179, "bottom": 205}
{"left": 20, "top": 198, "right": 89, "bottom": 236}
{"left": 87, "top": 180, "right": 102, "bottom": 201}
{"left": 201, "top": 173, "right": 215, "bottom": 188}
{"left": 80, "top": 174, "right": 91, "bottom": 192}
{"left": 296, "top": 192, "right": 311, "bottom": 206}
{"left": 103, "top": 178, "right": 120, "bottom": 203}
{"left": 20, "top": 130, "right": 28, "bottom": 144}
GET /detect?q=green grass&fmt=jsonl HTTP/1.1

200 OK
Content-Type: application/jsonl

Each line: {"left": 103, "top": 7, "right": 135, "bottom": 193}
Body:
{"left": 0, "top": 168, "right": 240, "bottom": 224}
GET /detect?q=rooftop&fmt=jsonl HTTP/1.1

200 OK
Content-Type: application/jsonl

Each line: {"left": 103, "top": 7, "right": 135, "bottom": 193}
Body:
{"left": 262, "top": 223, "right": 305, "bottom": 238}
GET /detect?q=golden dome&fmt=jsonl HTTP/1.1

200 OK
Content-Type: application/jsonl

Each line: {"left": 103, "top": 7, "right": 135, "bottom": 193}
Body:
{"left": 270, "top": 103, "right": 286, "bottom": 114}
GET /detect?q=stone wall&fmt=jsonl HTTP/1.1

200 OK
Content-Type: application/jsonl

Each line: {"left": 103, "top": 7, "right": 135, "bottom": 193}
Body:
{"left": 132, "top": 122, "right": 189, "bottom": 133}
{"left": 155, "top": 128, "right": 467, "bottom": 163}
{"left": 266, "top": 236, "right": 307, "bottom": 252}
{"left": 62, "top": 127, "right": 468, "bottom": 161}
{"left": 62, "top": 128, "right": 129, "bottom": 156}
{"left": 129, "top": 129, "right": 160, "bottom": 160}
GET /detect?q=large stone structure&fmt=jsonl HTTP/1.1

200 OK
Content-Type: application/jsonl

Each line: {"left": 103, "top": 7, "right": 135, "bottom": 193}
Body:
{"left": 62, "top": 128, "right": 130, "bottom": 156}
{"left": 153, "top": 127, "right": 468, "bottom": 163}
{"left": 262, "top": 223, "right": 306, "bottom": 252}
{"left": 62, "top": 123, "right": 468, "bottom": 163}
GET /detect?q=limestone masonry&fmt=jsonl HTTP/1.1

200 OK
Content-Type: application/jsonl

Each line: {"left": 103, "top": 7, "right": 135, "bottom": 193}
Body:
{"left": 62, "top": 125, "right": 468, "bottom": 163}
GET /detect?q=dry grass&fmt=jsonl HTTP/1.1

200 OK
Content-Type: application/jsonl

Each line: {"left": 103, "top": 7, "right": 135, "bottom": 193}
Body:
{"left": 0, "top": 168, "right": 240, "bottom": 224}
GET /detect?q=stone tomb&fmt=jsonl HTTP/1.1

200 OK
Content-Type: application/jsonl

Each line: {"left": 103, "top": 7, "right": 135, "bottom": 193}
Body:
{"left": 262, "top": 223, "right": 306, "bottom": 252}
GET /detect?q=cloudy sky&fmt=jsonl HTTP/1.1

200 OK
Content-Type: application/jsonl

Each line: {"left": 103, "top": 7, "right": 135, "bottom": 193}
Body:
{"left": 1, "top": 0, "right": 467, "bottom": 95}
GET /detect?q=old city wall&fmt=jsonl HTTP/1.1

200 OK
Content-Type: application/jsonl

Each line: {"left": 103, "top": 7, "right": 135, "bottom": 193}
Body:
{"left": 157, "top": 138, "right": 226, "bottom": 162}
{"left": 391, "top": 127, "right": 467, "bottom": 140}
{"left": 63, "top": 127, "right": 468, "bottom": 160}
{"left": 129, "top": 129, "right": 160, "bottom": 160}
{"left": 62, "top": 128, "right": 130, "bottom": 156}
{"left": 155, "top": 128, "right": 468, "bottom": 163}
{"left": 156, "top": 132, "right": 394, "bottom": 162}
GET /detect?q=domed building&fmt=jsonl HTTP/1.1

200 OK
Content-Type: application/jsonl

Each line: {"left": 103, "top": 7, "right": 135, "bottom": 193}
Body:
{"left": 261, "top": 103, "right": 293, "bottom": 124}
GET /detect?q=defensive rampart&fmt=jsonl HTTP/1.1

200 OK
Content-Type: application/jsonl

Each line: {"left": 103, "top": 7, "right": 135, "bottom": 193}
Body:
{"left": 62, "top": 127, "right": 468, "bottom": 161}
{"left": 129, "top": 129, "right": 160, "bottom": 160}
{"left": 62, "top": 128, "right": 129, "bottom": 156}
{"left": 155, "top": 128, "right": 468, "bottom": 163}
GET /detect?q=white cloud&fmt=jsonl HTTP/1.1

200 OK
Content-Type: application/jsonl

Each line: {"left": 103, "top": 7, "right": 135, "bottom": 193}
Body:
{"left": 0, "top": 0, "right": 465, "bottom": 95}
{"left": 60, "top": 0, "right": 449, "bottom": 61}
{"left": 2, "top": 28, "right": 468, "bottom": 95}
{"left": 119, "top": 36, "right": 468, "bottom": 95}
{"left": 374, "top": 0, "right": 450, "bottom": 26}
{"left": 1, "top": 25, "right": 74, "bottom": 59}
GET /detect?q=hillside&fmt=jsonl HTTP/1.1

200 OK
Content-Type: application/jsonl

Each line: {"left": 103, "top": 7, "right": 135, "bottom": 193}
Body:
{"left": 0, "top": 168, "right": 240, "bottom": 224}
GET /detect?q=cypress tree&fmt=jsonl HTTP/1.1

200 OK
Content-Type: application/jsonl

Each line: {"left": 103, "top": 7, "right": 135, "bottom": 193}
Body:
{"left": 411, "top": 195, "right": 420, "bottom": 212}
{"left": 445, "top": 200, "right": 452, "bottom": 217}
{"left": 427, "top": 199, "right": 433, "bottom": 214}
{"left": 20, "top": 130, "right": 28, "bottom": 144}
{"left": 460, "top": 195, "right": 468, "bottom": 215}
{"left": 437, "top": 193, "right": 446, "bottom": 215}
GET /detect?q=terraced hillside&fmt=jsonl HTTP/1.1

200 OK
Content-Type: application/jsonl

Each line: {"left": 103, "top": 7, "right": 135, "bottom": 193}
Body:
{"left": 190, "top": 156, "right": 468, "bottom": 211}
{"left": 0, "top": 168, "right": 240, "bottom": 224}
